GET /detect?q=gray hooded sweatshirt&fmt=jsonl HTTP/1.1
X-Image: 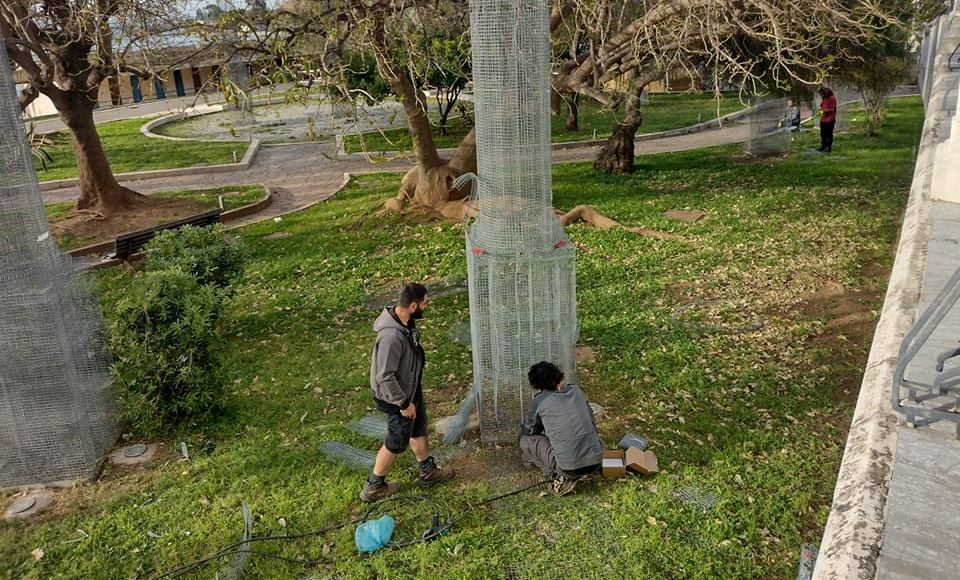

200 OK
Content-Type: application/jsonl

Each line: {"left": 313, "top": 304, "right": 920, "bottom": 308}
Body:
{"left": 369, "top": 306, "right": 424, "bottom": 408}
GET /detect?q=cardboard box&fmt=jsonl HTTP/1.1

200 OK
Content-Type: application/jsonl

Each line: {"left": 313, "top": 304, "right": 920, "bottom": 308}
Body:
{"left": 601, "top": 449, "right": 626, "bottom": 478}
{"left": 625, "top": 447, "right": 659, "bottom": 475}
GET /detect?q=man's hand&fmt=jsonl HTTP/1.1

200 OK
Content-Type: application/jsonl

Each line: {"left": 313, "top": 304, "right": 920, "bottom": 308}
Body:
{"left": 401, "top": 403, "right": 417, "bottom": 419}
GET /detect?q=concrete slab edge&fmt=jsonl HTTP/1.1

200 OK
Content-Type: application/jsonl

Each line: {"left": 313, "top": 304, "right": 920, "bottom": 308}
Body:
{"left": 139, "top": 104, "right": 229, "bottom": 141}
{"left": 811, "top": 95, "right": 938, "bottom": 579}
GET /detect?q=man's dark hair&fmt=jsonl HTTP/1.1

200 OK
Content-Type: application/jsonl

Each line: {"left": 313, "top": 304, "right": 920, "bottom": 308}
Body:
{"left": 818, "top": 86, "right": 833, "bottom": 98}
{"left": 398, "top": 283, "right": 428, "bottom": 307}
{"left": 528, "top": 361, "right": 564, "bottom": 391}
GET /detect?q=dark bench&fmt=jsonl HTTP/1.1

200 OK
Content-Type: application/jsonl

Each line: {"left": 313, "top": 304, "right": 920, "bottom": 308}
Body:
{"left": 113, "top": 208, "right": 222, "bottom": 260}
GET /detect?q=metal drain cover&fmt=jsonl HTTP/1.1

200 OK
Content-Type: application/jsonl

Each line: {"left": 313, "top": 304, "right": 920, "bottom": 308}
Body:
{"left": 123, "top": 443, "right": 149, "bottom": 458}
{"left": 8, "top": 496, "right": 37, "bottom": 515}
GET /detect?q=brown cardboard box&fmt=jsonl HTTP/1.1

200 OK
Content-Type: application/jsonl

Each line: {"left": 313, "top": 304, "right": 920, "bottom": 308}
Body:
{"left": 625, "top": 447, "right": 658, "bottom": 475}
{"left": 601, "top": 449, "right": 626, "bottom": 478}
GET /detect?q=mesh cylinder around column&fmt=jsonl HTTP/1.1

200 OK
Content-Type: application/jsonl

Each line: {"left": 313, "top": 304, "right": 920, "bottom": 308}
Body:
{"left": 0, "top": 56, "right": 118, "bottom": 487}
{"left": 466, "top": 0, "right": 579, "bottom": 444}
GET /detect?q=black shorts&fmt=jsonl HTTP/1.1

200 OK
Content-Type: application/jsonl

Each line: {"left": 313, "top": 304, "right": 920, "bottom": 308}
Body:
{"left": 375, "top": 392, "right": 428, "bottom": 454}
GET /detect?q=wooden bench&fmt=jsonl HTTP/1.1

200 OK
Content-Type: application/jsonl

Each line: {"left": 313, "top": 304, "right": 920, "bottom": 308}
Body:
{"left": 113, "top": 208, "right": 223, "bottom": 260}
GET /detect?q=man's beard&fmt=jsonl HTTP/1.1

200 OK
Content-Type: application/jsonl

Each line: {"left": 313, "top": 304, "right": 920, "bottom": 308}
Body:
{"left": 411, "top": 306, "right": 425, "bottom": 320}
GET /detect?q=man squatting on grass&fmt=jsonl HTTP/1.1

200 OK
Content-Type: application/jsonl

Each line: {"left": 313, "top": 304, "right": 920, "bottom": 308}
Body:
{"left": 361, "top": 283, "right": 455, "bottom": 502}
{"left": 520, "top": 361, "right": 603, "bottom": 496}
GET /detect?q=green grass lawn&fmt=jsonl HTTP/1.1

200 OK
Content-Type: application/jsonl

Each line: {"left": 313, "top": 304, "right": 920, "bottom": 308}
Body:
{"left": 0, "top": 98, "right": 921, "bottom": 578}
{"left": 45, "top": 185, "right": 267, "bottom": 251}
{"left": 34, "top": 118, "right": 248, "bottom": 182}
{"left": 343, "top": 91, "right": 745, "bottom": 153}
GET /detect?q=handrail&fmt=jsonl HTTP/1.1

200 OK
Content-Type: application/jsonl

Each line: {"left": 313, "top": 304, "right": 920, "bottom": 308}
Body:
{"left": 949, "top": 41, "right": 960, "bottom": 71}
{"left": 891, "top": 264, "right": 960, "bottom": 430}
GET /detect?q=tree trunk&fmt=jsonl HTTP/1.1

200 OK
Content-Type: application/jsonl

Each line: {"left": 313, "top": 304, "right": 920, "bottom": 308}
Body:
{"left": 861, "top": 90, "right": 884, "bottom": 136}
{"left": 382, "top": 71, "right": 477, "bottom": 218}
{"left": 565, "top": 92, "right": 580, "bottom": 131}
{"left": 551, "top": 87, "right": 563, "bottom": 116}
{"left": 392, "top": 129, "right": 477, "bottom": 219}
{"left": 594, "top": 89, "right": 642, "bottom": 174}
{"left": 108, "top": 77, "right": 122, "bottom": 106}
{"left": 56, "top": 93, "right": 146, "bottom": 214}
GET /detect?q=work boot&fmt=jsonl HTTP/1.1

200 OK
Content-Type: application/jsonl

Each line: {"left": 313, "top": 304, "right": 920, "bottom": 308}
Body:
{"left": 360, "top": 480, "right": 401, "bottom": 502}
{"left": 418, "top": 457, "right": 455, "bottom": 489}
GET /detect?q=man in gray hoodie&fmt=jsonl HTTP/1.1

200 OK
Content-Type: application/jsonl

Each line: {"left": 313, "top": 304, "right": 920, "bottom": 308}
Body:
{"left": 360, "top": 283, "right": 455, "bottom": 502}
{"left": 520, "top": 361, "right": 603, "bottom": 496}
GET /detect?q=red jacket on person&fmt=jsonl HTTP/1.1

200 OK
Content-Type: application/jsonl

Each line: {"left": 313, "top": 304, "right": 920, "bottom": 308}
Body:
{"left": 820, "top": 95, "right": 837, "bottom": 124}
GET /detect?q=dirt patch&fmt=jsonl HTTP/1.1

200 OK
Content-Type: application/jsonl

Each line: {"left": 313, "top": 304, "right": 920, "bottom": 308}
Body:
{"left": 796, "top": 272, "right": 888, "bottom": 402}
{"left": 50, "top": 199, "right": 214, "bottom": 250}
{"left": 452, "top": 446, "right": 544, "bottom": 494}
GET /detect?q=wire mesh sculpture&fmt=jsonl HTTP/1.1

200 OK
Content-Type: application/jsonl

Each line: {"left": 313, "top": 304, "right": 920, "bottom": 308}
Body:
{"left": 464, "top": 0, "right": 579, "bottom": 444}
{"left": 744, "top": 97, "right": 790, "bottom": 156}
{"left": 0, "top": 56, "right": 118, "bottom": 487}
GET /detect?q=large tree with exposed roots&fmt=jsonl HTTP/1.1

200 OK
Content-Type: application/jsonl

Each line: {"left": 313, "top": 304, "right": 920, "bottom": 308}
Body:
{"left": 220, "top": 0, "right": 938, "bottom": 218}
{"left": 1, "top": 0, "right": 184, "bottom": 215}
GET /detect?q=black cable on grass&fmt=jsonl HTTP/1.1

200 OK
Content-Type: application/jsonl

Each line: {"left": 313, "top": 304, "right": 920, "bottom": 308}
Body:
{"left": 154, "top": 479, "right": 552, "bottom": 579}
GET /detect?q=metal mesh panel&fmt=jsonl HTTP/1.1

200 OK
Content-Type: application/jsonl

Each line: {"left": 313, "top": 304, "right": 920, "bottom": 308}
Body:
{"left": 0, "top": 56, "right": 118, "bottom": 487}
{"left": 466, "top": 0, "right": 579, "bottom": 444}
{"left": 674, "top": 485, "right": 720, "bottom": 510}
{"left": 834, "top": 86, "right": 859, "bottom": 132}
{"left": 744, "top": 98, "right": 789, "bottom": 156}
{"left": 346, "top": 415, "right": 388, "bottom": 440}
{"left": 318, "top": 441, "right": 376, "bottom": 471}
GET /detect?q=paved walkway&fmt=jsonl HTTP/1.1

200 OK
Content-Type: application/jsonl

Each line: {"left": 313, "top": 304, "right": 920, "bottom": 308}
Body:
{"left": 41, "top": 121, "right": 752, "bottom": 224}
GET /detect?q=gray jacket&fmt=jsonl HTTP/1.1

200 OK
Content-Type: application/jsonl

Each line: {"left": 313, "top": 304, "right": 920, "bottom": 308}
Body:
{"left": 369, "top": 307, "right": 424, "bottom": 408}
{"left": 521, "top": 384, "right": 603, "bottom": 471}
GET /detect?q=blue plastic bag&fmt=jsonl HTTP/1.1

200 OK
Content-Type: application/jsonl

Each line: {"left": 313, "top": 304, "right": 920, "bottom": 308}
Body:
{"left": 355, "top": 514, "right": 395, "bottom": 553}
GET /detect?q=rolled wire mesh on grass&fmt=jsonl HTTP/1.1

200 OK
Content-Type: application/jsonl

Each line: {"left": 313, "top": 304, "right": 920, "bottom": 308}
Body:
{"left": 215, "top": 503, "right": 253, "bottom": 580}
{"left": 319, "top": 441, "right": 376, "bottom": 471}
{"left": 346, "top": 415, "right": 388, "bottom": 440}
{"left": 674, "top": 485, "right": 720, "bottom": 510}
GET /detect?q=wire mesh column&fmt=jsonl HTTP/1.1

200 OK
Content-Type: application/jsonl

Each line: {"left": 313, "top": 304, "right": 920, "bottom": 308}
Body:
{"left": 0, "top": 56, "right": 118, "bottom": 487}
{"left": 466, "top": 0, "right": 579, "bottom": 444}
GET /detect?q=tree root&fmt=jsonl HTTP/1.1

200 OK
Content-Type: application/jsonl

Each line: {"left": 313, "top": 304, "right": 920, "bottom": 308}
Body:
{"left": 557, "top": 204, "right": 680, "bottom": 240}
{"left": 382, "top": 198, "right": 676, "bottom": 239}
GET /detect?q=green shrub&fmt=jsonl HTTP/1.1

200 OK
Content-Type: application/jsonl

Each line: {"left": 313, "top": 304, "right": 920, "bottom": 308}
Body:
{"left": 143, "top": 224, "right": 247, "bottom": 289}
{"left": 109, "top": 270, "right": 226, "bottom": 435}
